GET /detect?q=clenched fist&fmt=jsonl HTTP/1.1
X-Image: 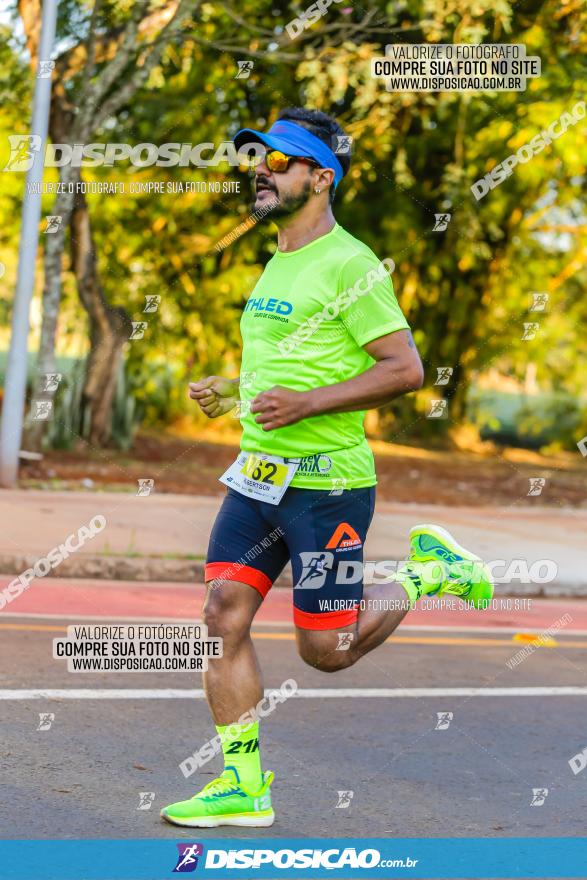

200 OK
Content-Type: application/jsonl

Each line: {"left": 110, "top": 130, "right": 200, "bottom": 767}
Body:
{"left": 189, "top": 376, "right": 238, "bottom": 419}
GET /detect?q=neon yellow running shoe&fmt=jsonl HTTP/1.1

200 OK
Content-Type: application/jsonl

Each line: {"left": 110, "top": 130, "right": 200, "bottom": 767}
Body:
{"left": 409, "top": 523, "right": 494, "bottom": 609}
{"left": 160, "top": 768, "right": 275, "bottom": 828}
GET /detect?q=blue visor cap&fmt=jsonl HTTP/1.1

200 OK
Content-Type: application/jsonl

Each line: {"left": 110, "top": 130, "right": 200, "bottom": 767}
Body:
{"left": 233, "top": 120, "right": 345, "bottom": 189}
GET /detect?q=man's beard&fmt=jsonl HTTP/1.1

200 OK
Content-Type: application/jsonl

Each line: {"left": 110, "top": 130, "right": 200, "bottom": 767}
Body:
{"left": 253, "top": 178, "right": 312, "bottom": 219}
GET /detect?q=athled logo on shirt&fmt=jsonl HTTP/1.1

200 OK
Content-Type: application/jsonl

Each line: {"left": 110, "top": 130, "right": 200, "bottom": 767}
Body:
{"left": 326, "top": 522, "right": 362, "bottom": 551}
{"left": 243, "top": 297, "right": 292, "bottom": 321}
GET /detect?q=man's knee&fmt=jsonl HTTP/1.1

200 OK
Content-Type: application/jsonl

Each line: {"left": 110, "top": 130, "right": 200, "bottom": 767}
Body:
{"left": 296, "top": 631, "right": 355, "bottom": 672}
{"left": 203, "top": 581, "right": 254, "bottom": 642}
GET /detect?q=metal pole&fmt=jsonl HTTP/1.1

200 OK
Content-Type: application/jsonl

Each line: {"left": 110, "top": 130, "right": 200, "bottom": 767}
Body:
{"left": 0, "top": 0, "right": 59, "bottom": 486}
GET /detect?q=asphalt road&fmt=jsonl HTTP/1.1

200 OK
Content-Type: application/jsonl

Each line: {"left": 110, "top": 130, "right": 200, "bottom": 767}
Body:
{"left": 2, "top": 602, "right": 587, "bottom": 841}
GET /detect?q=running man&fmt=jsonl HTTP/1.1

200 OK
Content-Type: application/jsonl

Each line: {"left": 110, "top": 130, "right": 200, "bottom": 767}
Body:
{"left": 161, "top": 107, "right": 493, "bottom": 828}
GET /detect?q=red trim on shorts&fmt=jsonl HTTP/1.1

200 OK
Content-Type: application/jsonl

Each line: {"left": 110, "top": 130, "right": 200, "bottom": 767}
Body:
{"left": 204, "top": 562, "right": 273, "bottom": 598}
{"left": 294, "top": 605, "right": 359, "bottom": 631}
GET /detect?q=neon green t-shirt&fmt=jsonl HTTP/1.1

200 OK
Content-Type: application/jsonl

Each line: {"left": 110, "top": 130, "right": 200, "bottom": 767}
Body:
{"left": 239, "top": 223, "right": 409, "bottom": 489}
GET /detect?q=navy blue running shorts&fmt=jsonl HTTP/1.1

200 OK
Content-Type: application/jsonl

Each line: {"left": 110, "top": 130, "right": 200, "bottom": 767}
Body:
{"left": 205, "top": 486, "right": 376, "bottom": 630}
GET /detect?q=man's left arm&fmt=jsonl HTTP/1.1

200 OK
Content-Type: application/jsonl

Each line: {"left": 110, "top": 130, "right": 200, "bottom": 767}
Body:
{"left": 251, "top": 329, "right": 424, "bottom": 431}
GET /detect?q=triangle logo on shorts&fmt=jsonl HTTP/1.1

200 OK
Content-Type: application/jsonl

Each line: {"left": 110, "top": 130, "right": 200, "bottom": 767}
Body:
{"left": 325, "top": 522, "right": 362, "bottom": 550}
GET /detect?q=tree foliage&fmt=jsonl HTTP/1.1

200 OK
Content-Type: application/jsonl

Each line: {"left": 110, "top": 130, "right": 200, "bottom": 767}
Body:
{"left": 0, "top": 0, "right": 585, "bottom": 449}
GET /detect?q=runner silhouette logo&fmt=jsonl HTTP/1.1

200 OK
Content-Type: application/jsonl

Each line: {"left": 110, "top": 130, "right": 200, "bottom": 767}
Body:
{"left": 295, "top": 552, "right": 334, "bottom": 589}
{"left": 173, "top": 843, "right": 204, "bottom": 873}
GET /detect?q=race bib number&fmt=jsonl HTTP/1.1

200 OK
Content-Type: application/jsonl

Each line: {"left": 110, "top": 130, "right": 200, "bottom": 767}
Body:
{"left": 219, "top": 451, "right": 300, "bottom": 505}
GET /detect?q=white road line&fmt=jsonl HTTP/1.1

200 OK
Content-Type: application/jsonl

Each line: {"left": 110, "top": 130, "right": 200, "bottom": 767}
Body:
{"left": 1, "top": 687, "right": 587, "bottom": 700}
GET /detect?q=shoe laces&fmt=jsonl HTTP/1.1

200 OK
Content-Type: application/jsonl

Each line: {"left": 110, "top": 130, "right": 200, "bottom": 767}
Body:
{"left": 196, "top": 774, "right": 240, "bottom": 798}
{"left": 403, "top": 559, "right": 448, "bottom": 587}
{"left": 443, "top": 562, "right": 474, "bottom": 595}
{"left": 443, "top": 580, "right": 470, "bottom": 597}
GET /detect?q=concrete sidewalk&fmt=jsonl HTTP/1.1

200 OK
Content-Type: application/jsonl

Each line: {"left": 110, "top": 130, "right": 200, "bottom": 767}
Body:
{"left": 1, "top": 489, "right": 585, "bottom": 594}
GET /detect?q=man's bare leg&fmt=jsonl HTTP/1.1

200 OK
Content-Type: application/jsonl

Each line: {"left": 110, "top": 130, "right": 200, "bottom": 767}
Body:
{"left": 297, "top": 523, "right": 494, "bottom": 672}
{"left": 160, "top": 579, "right": 275, "bottom": 826}
{"left": 296, "top": 577, "right": 411, "bottom": 671}
{"left": 202, "top": 580, "right": 264, "bottom": 723}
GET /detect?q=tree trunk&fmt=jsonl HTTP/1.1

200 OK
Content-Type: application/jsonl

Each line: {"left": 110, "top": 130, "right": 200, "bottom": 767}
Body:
{"left": 70, "top": 189, "right": 131, "bottom": 446}
{"left": 24, "top": 163, "right": 80, "bottom": 450}
{"left": 18, "top": 0, "right": 202, "bottom": 451}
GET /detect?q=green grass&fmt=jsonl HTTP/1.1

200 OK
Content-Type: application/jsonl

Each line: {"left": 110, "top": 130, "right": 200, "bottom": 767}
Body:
{"left": 467, "top": 387, "right": 585, "bottom": 449}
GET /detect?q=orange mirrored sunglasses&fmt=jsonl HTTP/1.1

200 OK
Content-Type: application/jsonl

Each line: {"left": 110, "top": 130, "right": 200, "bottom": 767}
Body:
{"left": 249, "top": 149, "right": 320, "bottom": 173}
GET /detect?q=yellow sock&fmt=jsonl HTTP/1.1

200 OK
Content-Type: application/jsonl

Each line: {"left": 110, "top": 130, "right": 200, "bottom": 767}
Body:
{"left": 216, "top": 721, "right": 262, "bottom": 790}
